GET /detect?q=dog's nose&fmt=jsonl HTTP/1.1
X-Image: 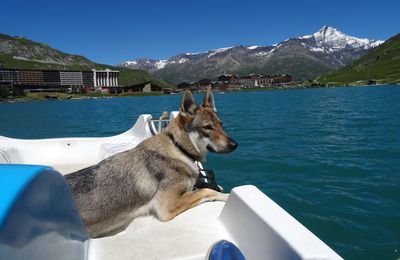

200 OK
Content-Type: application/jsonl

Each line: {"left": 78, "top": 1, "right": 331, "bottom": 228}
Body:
{"left": 228, "top": 139, "right": 238, "bottom": 150}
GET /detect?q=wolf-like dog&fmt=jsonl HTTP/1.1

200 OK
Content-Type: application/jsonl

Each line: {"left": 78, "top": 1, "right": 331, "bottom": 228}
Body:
{"left": 65, "top": 88, "right": 238, "bottom": 238}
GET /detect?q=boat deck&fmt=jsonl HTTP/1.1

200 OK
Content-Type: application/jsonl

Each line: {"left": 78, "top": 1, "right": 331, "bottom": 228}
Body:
{"left": 89, "top": 202, "right": 229, "bottom": 260}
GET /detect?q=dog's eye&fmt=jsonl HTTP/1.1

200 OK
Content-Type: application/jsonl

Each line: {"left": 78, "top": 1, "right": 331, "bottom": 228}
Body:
{"left": 203, "top": 125, "right": 214, "bottom": 130}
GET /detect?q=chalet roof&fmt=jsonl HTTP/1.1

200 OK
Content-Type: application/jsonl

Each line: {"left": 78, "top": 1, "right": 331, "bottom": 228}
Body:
{"left": 197, "top": 78, "right": 212, "bottom": 85}
{"left": 126, "top": 81, "right": 152, "bottom": 88}
{"left": 177, "top": 82, "right": 192, "bottom": 87}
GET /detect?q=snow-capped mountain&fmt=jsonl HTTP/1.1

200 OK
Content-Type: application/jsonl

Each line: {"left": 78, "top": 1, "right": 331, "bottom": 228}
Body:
{"left": 300, "top": 26, "right": 383, "bottom": 51}
{"left": 297, "top": 26, "right": 384, "bottom": 65}
{"left": 119, "top": 26, "right": 384, "bottom": 83}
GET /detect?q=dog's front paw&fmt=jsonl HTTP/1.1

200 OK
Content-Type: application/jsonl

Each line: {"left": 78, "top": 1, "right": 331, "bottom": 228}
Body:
{"left": 217, "top": 193, "right": 229, "bottom": 202}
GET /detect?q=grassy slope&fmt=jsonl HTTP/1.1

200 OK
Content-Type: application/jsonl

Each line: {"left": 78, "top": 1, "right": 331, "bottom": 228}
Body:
{"left": 260, "top": 55, "right": 335, "bottom": 80}
{"left": 318, "top": 34, "right": 400, "bottom": 85}
{"left": 0, "top": 34, "right": 174, "bottom": 88}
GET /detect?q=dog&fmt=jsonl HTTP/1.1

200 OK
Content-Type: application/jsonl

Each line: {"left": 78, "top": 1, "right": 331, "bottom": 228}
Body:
{"left": 65, "top": 88, "right": 238, "bottom": 238}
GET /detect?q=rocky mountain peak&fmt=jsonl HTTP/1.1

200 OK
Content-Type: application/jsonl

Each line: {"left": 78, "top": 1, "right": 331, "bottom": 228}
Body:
{"left": 299, "top": 26, "right": 384, "bottom": 51}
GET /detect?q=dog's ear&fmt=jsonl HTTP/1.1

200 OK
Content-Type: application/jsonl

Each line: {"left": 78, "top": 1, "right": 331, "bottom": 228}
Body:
{"left": 201, "top": 87, "right": 217, "bottom": 112}
{"left": 180, "top": 90, "right": 198, "bottom": 116}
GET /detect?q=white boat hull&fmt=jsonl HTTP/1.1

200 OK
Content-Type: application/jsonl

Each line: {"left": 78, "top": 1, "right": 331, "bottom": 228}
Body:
{"left": 0, "top": 112, "right": 342, "bottom": 259}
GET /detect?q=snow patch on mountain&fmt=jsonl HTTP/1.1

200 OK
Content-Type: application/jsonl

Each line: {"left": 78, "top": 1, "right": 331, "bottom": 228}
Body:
{"left": 207, "top": 46, "right": 234, "bottom": 58}
{"left": 179, "top": 57, "right": 189, "bottom": 64}
{"left": 155, "top": 60, "right": 168, "bottom": 69}
{"left": 299, "top": 35, "right": 312, "bottom": 40}
{"left": 123, "top": 60, "right": 137, "bottom": 66}
{"left": 247, "top": 45, "right": 261, "bottom": 50}
{"left": 255, "top": 51, "right": 269, "bottom": 56}
{"left": 185, "top": 51, "right": 207, "bottom": 56}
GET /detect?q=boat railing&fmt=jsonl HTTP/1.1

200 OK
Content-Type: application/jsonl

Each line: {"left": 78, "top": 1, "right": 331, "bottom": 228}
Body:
{"left": 148, "top": 111, "right": 170, "bottom": 135}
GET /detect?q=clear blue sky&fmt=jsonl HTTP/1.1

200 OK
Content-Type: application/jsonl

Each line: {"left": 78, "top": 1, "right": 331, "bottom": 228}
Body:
{"left": 2, "top": 0, "right": 399, "bottom": 65}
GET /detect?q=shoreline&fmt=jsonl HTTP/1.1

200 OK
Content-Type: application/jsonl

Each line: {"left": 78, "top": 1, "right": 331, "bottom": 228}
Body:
{"left": 0, "top": 91, "right": 165, "bottom": 103}
{"left": 1, "top": 84, "right": 398, "bottom": 103}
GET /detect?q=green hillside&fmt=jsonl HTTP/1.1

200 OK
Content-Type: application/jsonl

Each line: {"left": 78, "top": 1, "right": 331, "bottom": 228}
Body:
{"left": 318, "top": 33, "right": 400, "bottom": 85}
{"left": 0, "top": 34, "right": 174, "bottom": 88}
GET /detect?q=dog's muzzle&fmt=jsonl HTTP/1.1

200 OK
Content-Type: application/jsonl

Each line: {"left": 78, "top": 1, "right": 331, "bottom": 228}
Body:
{"left": 208, "top": 138, "right": 238, "bottom": 153}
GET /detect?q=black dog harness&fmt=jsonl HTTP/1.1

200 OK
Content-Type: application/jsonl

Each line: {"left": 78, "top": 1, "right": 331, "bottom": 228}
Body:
{"left": 194, "top": 162, "right": 224, "bottom": 192}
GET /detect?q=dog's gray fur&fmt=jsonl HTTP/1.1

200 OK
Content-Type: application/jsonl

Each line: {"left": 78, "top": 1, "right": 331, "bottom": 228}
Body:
{"left": 65, "top": 88, "right": 238, "bottom": 238}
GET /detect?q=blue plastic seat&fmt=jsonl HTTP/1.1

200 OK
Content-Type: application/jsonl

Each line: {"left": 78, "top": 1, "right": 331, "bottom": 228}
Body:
{"left": 0, "top": 164, "right": 88, "bottom": 260}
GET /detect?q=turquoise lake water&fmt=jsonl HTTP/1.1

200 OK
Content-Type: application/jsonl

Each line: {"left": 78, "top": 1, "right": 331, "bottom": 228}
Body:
{"left": 0, "top": 86, "right": 399, "bottom": 259}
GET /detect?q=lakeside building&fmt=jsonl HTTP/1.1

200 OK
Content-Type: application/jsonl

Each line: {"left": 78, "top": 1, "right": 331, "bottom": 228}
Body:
{"left": 60, "top": 71, "right": 83, "bottom": 86}
{"left": 0, "top": 68, "right": 119, "bottom": 93}
{"left": 43, "top": 70, "right": 61, "bottom": 86}
{"left": 93, "top": 69, "right": 119, "bottom": 91}
{"left": 196, "top": 78, "right": 212, "bottom": 90}
{"left": 270, "top": 74, "right": 293, "bottom": 85}
{"left": 258, "top": 75, "right": 273, "bottom": 86}
{"left": 226, "top": 73, "right": 293, "bottom": 88}
{"left": 106, "top": 82, "right": 163, "bottom": 94}
{"left": 0, "top": 69, "right": 18, "bottom": 84}
{"left": 82, "top": 71, "right": 94, "bottom": 89}
{"left": 238, "top": 74, "right": 261, "bottom": 88}
{"left": 17, "top": 70, "right": 43, "bottom": 86}
{"left": 177, "top": 73, "right": 293, "bottom": 92}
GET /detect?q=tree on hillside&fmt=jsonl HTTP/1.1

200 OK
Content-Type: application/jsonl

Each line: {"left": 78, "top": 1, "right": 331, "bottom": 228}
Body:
{"left": 0, "top": 86, "right": 10, "bottom": 100}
